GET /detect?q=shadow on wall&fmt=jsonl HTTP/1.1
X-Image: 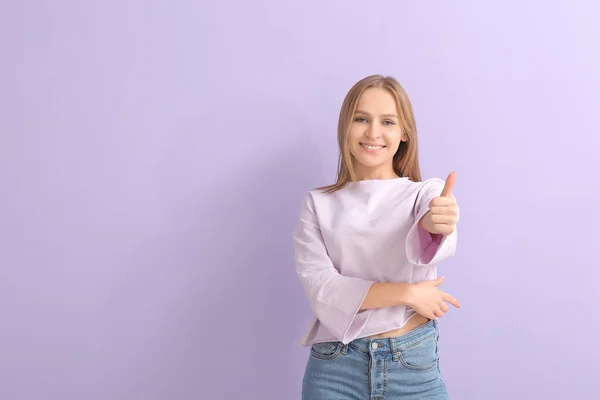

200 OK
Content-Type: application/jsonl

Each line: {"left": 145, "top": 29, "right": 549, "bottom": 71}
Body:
{"left": 95, "top": 98, "right": 324, "bottom": 399}
{"left": 183, "top": 98, "right": 324, "bottom": 398}
{"left": 199, "top": 146, "right": 318, "bottom": 399}
{"left": 195, "top": 148, "right": 320, "bottom": 397}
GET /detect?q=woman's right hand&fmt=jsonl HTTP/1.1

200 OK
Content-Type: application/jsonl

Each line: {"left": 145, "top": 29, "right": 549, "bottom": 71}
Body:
{"left": 406, "top": 276, "right": 461, "bottom": 320}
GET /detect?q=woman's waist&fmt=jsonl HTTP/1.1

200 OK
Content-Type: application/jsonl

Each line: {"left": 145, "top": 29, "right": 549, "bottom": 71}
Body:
{"left": 351, "top": 317, "right": 438, "bottom": 353}
{"left": 367, "top": 313, "right": 430, "bottom": 339}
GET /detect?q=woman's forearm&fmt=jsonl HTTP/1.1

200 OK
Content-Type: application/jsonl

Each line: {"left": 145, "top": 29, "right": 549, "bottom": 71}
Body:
{"left": 359, "top": 282, "right": 412, "bottom": 311}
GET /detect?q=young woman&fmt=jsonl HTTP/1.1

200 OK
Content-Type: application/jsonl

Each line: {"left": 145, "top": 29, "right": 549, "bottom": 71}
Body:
{"left": 293, "top": 75, "right": 461, "bottom": 399}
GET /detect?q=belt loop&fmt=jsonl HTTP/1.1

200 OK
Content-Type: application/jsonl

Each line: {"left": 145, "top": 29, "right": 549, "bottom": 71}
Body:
{"left": 389, "top": 337, "right": 399, "bottom": 362}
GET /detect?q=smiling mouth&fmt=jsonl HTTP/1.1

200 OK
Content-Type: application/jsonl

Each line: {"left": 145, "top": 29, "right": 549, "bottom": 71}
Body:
{"left": 360, "top": 143, "right": 385, "bottom": 152}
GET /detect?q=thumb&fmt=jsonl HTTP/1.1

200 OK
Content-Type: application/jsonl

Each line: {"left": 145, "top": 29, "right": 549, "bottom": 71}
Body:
{"left": 440, "top": 171, "right": 456, "bottom": 198}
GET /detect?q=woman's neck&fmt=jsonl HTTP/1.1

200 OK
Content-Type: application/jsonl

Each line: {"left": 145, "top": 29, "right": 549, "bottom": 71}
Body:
{"left": 355, "top": 167, "right": 399, "bottom": 181}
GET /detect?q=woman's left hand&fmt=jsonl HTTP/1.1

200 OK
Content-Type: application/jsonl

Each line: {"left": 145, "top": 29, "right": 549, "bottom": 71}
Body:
{"left": 421, "top": 172, "right": 459, "bottom": 236}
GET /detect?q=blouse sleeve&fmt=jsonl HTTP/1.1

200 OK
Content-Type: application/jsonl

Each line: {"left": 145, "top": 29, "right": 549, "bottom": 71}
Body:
{"left": 405, "top": 178, "right": 458, "bottom": 266}
{"left": 293, "top": 193, "right": 375, "bottom": 344}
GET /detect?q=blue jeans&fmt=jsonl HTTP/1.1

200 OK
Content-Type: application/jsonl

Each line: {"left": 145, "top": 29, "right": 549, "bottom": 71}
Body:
{"left": 302, "top": 320, "right": 450, "bottom": 399}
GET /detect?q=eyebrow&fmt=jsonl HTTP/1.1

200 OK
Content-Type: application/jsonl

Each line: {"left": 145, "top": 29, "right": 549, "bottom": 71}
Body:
{"left": 355, "top": 110, "right": 399, "bottom": 119}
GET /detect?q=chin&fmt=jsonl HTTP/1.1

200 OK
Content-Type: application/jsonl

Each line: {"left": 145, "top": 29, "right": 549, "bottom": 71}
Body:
{"left": 357, "top": 160, "right": 383, "bottom": 168}
{"left": 353, "top": 156, "right": 387, "bottom": 169}
{"left": 352, "top": 150, "right": 387, "bottom": 166}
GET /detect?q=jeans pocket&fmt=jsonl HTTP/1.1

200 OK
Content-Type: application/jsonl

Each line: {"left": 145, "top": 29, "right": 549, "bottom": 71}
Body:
{"left": 310, "top": 341, "right": 343, "bottom": 360}
{"left": 398, "top": 333, "right": 439, "bottom": 371}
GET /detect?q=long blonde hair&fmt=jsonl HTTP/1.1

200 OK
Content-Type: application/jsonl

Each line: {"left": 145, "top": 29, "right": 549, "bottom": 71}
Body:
{"left": 318, "top": 75, "right": 422, "bottom": 193}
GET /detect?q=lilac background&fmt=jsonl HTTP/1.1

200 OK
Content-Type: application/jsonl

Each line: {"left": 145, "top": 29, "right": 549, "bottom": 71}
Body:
{"left": 1, "top": 1, "right": 599, "bottom": 399}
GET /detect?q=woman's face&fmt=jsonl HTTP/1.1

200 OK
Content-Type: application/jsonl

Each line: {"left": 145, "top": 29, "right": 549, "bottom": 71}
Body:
{"left": 348, "top": 87, "right": 406, "bottom": 180}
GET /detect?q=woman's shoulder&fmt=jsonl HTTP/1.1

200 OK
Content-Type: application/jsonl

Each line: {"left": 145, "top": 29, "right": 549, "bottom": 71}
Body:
{"left": 303, "top": 177, "right": 438, "bottom": 197}
{"left": 298, "top": 177, "right": 445, "bottom": 204}
{"left": 416, "top": 177, "right": 445, "bottom": 190}
{"left": 412, "top": 177, "right": 447, "bottom": 199}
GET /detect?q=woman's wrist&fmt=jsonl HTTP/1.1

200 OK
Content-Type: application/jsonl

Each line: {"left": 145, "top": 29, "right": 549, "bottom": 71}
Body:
{"left": 360, "top": 282, "right": 414, "bottom": 310}
{"left": 393, "top": 282, "right": 415, "bottom": 307}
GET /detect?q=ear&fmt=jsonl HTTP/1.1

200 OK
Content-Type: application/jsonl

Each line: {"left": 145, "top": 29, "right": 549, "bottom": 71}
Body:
{"left": 400, "top": 130, "right": 408, "bottom": 142}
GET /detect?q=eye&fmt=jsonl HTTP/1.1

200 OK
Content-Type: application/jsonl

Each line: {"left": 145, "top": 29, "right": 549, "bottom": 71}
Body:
{"left": 383, "top": 120, "right": 395, "bottom": 125}
{"left": 354, "top": 117, "right": 368, "bottom": 123}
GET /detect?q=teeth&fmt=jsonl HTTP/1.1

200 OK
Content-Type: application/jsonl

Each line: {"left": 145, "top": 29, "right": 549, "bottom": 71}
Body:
{"left": 362, "top": 144, "right": 383, "bottom": 150}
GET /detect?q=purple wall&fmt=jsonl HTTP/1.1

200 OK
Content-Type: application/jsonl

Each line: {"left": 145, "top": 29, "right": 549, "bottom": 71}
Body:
{"left": 2, "top": 1, "right": 599, "bottom": 399}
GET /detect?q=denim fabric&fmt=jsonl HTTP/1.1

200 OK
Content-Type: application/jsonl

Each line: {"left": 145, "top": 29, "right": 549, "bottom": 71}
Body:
{"left": 302, "top": 320, "right": 450, "bottom": 400}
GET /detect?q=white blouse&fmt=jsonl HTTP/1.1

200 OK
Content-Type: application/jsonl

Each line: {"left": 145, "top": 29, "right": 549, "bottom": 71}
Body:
{"left": 293, "top": 177, "right": 458, "bottom": 346}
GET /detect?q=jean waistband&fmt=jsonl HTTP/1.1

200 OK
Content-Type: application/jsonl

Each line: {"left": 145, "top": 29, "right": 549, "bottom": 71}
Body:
{"left": 347, "top": 319, "right": 439, "bottom": 354}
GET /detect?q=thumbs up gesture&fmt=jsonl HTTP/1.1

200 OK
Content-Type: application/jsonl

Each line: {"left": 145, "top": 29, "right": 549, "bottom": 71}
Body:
{"left": 421, "top": 172, "right": 459, "bottom": 236}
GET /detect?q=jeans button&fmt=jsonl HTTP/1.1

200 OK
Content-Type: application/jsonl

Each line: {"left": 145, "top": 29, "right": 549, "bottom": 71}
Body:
{"left": 371, "top": 342, "right": 378, "bottom": 349}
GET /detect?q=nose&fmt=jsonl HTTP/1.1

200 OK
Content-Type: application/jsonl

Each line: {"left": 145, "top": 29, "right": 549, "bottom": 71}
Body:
{"left": 365, "top": 123, "right": 381, "bottom": 139}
